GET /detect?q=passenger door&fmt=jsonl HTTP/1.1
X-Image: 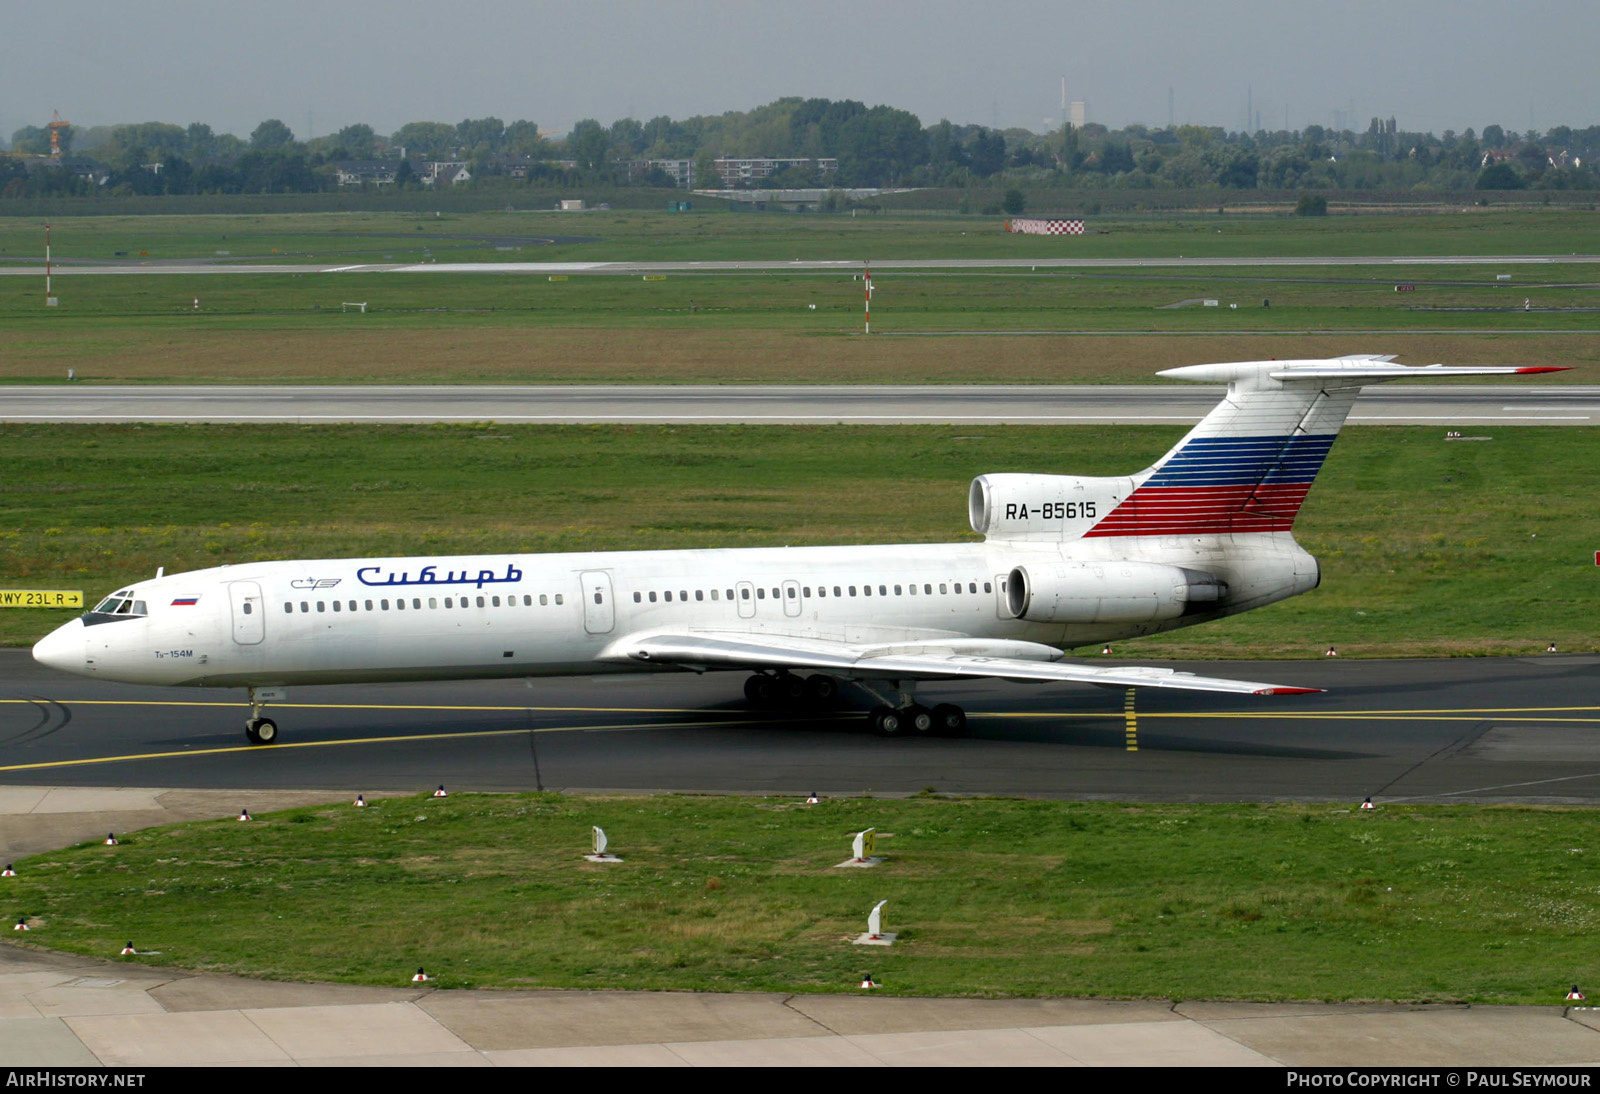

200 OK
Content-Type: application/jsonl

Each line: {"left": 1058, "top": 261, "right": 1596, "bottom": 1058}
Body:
{"left": 229, "top": 581, "right": 265, "bottom": 645}
{"left": 580, "top": 571, "right": 615, "bottom": 634}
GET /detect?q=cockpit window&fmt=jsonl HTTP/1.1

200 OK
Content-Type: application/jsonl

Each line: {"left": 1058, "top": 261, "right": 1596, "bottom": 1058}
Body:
{"left": 86, "top": 592, "right": 148, "bottom": 623}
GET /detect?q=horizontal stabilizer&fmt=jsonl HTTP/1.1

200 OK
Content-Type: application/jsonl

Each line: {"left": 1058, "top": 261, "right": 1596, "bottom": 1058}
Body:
{"left": 1269, "top": 364, "right": 1571, "bottom": 382}
{"left": 602, "top": 630, "right": 1321, "bottom": 696}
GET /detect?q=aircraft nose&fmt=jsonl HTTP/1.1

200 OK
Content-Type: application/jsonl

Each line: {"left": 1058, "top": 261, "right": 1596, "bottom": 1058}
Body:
{"left": 32, "top": 619, "right": 85, "bottom": 676}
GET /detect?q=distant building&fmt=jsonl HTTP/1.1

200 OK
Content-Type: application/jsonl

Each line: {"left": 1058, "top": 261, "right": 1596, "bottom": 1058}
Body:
{"left": 712, "top": 156, "right": 838, "bottom": 187}
{"left": 332, "top": 161, "right": 397, "bottom": 187}
{"left": 1069, "top": 100, "right": 1087, "bottom": 128}
{"left": 423, "top": 161, "right": 471, "bottom": 186}
{"left": 626, "top": 159, "right": 695, "bottom": 188}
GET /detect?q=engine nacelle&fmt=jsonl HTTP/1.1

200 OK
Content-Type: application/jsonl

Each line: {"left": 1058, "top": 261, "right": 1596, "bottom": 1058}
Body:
{"left": 1004, "top": 562, "right": 1228, "bottom": 624}
{"left": 969, "top": 473, "right": 1131, "bottom": 540}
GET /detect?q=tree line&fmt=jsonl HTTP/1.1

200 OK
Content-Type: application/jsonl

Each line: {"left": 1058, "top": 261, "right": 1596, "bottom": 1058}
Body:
{"left": 5, "top": 98, "right": 1598, "bottom": 200}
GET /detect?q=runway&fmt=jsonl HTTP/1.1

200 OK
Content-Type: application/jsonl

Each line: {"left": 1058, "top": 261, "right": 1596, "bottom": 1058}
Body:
{"left": 5, "top": 383, "right": 1596, "bottom": 424}
{"left": 3, "top": 651, "right": 1596, "bottom": 806}
{"left": 4, "top": 254, "right": 1600, "bottom": 276}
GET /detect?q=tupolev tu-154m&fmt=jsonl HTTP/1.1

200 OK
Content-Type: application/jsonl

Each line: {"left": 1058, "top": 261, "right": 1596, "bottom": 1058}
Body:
{"left": 32, "top": 358, "right": 1563, "bottom": 744}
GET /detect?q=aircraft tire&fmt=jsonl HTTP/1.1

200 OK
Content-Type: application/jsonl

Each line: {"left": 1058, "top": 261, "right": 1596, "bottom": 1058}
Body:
{"left": 904, "top": 704, "right": 936, "bottom": 735}
{"left": 778, "top": 673, "right": 807, "bottom": 704}
{"left": 245, "top": 720, "right": 260, "bottom": 744}
{"left": 803, "top": 674, "right": 839, "bottom": 705}
{"left": 932, "top": 703, "right": 968, "bottom": 738}
{"left": 869, "top": 706, "right": 904, "bottom": 736}
{"left": 745, "top": 675, "right": 780, "bottom": 707}
{"left": 253, "top": 718, "right": 279, "bottom": 745}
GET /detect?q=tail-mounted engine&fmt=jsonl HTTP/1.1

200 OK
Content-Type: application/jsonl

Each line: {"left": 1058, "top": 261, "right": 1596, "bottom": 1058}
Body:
{"left": 1004, "top": 562, "right": 1228, "bottom": 624}
{"left": 969, "top": 473, "right": 1132, "bottom": 542}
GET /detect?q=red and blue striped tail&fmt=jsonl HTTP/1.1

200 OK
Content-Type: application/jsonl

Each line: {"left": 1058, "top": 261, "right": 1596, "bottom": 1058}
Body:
{"left": 1084, "top": 433, "right": 1336, "bottom": 537}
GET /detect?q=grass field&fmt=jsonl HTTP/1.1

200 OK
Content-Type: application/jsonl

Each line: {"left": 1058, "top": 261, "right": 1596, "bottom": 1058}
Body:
{"left": 5, "top": 208, "right": 1600, "bottom": 265}
{"left": 2, "top": 209, "right": 1596, "bottom": 385}
{"left": 3, "top": 263, "right": 1596, "bottom": 384}
{"left": 1, "top": 422, "right": 1591, "bottom": 655}
{"left": 9, "top": 793, "right": 1596, "bottom": 1002}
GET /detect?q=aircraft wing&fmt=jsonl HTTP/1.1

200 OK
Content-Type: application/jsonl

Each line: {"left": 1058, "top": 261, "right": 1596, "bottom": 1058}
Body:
{"left": 599, "top": 631, "right": 1321, "bottom": 696}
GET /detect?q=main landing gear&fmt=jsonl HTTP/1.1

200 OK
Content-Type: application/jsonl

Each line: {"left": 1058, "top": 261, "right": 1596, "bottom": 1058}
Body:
{"left": 244, "top": 686, "right": 286, "bottom": 745}
{"left": 866, "top": 702, "right": 967, "bottom": 738}
{"left": 741, "top": 673, "right": 968, "bottom": 738}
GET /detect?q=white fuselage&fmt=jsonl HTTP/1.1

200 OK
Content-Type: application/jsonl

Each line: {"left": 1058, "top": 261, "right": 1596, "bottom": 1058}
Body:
{"left": 35, "top": 533, "right": 1312, "bottom": 690}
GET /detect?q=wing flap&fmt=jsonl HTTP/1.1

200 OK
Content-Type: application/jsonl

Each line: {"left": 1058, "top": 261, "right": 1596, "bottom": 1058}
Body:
{"left": 602, "top": 631, "right": 1320, "bottom": 696}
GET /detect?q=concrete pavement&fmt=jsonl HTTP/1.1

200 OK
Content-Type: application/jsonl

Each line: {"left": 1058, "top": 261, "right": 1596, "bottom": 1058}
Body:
{"left": 3, "top": 787, "right": 1597, "bottom": 1067}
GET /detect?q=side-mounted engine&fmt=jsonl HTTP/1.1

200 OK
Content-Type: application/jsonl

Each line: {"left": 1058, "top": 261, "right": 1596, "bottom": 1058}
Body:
{"left": 1004, "top": 561, "right": 1228, "bottom": 624}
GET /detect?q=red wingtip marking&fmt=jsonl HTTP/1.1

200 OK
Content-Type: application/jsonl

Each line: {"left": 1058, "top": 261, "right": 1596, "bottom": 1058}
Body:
{"left": 1256, "top": 686, "right": 1325, "bottom": 695}
{"left": 1514, "top": 366, "right": 1572, "bottom": 374}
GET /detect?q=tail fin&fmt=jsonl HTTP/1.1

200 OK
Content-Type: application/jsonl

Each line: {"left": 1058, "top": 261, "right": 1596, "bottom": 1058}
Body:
{"left": 1082, "top": 357, "right": 1567, "bottom": 539}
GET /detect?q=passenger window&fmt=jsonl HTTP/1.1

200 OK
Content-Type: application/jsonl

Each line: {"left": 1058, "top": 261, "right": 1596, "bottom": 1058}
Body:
{"left": 725, "top": 589, "right": 734, "bottom": 600}
{"left": 332, "top": 601, "right": 340, "bottom": 612}
{"left": 284, "top": 603, "right": 292, "bottom": 613}
{"left": 849, "top": 586, "right": 856, "bottom": 596}
{"left": 301, "top": 601, "right": 309, "bottom": 612}
{"left": 679, "top": 590, "right": 687, "bottom": 601}
{"left": 365, "top": 600, "right": 373, "bottom": 611}
{"left": 757, "top": 588, "right": 765, "bottom": 599}
{"left": 649, "top": 591, "right": 657, "bottom": 602}
{"left": 540, "top": 594, "right": 549, "bottom": 606}
{"left": 396, "top": 599, "right": 405, "bottom": 610}
{"left": 787, "top": 587, "right": 796, "bottom": 598}
{"left": 924, "top": 584, "right": 932, "bottom": 595}
{"left": 493, "top": 596, "right": 501, "bottom": 607}
{"left": 741, "top": 588, "right": 750, "bottom": 600}
{"left": 244, "top": 602, "right": 254, "bottom": 614}
{"left": 834, "top": 586, "right": 841, "bottom": 597}
{"left": 983, "top": 583, "right": 991, "bottom": 593}
{"left": 555, "top": 594, "right": 564, "bottom": 605}
{"left": 695, "top": 590, "right": 704, "bottom": 601}
{"left": 664, "top": 591, "right": 672, "bottom": 602}
{"left": 863, "top": 586, "right": 871, "bottom": 597}
{"left": 381, "top": 599, "right": 390, "bottom": 610}
{"left": 445, "top": 598, "right": 454, "bottom": 609}
{"left": 592, "top": 591, "right": 602, "bottom": 605}
{"left": 317, "top": 602, "right": 325, "bottom": 612}
{"left": 711, "top": 589, "right": 718, "bottom": 601}
{"left": 633, "top": 592, "right": 641, "bottom": 603}
{"left": 412, "top": 599, "right": 421, "bottom": 609}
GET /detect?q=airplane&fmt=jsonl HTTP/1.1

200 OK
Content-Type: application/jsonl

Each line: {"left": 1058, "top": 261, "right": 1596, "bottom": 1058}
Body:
{"left": 31, "top": 357, "right": 1563, "bottom": 744}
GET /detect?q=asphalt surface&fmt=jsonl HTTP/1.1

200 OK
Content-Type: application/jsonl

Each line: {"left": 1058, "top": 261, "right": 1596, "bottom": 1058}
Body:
{"left": 3, "top": 651, "right": 1596, "bottom": 806}
{"left": 5, "top": 383, "right": 1596, "bottom": 424}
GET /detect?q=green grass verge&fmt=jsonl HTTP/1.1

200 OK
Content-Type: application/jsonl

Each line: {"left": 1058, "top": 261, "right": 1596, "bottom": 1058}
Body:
{"left": 5, "top": 208, "right": 1600, "bottom": 265}
{"left": 2, "top": 423, "right": 1593, "bottom": 655}
{"left": 8, "top": 793, "right": 1596, "bottom": 1003}
{"left": 3, "top": 265, "right": 1594, "bottom": 384}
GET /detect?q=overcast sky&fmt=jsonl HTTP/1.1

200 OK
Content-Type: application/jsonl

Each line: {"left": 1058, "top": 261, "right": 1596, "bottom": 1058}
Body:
{"left": 6, "top": 0, "right": 1598, "bottom": 144}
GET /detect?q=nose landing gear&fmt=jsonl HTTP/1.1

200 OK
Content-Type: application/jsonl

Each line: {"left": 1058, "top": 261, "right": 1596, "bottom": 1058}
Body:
{"left": 244, "top": 686, "right": 286, "bottom": 745}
